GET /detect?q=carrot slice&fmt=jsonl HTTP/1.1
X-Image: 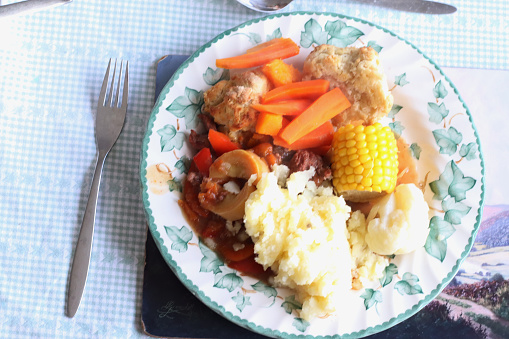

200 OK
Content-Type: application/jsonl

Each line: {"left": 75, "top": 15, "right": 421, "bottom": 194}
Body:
{"left": 281, "top": 116, "right": 291, "bottom": 128}
{"left": 251, "top": 99, "right": 313, "bottom": 116}
{"left": 262, "top": 79, "right": 330, "bottom": 103}
{"left": 255, "top": 112, "right": 283, "bottom": 136}
{"left": 274, "top": 121, "right": 334, "bottom": 150}
{"left": 208, "top": 129, "right": 240, "bottom": 155}
{"left": 262, "top": 59, "right": 302, "bottom": 87}
{"left": 220, "top": 243, "right": 255, "bottom": 262}
{"left": 216, "top": 38, "right": 299, "bottom": 69}
{"left": 279, "top": 88, "right": 351, "bottom": 144}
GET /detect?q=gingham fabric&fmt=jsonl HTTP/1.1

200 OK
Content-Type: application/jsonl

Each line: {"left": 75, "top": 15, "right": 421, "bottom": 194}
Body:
{"left": 0, "top": 0, "right": 506, "bottom": 338}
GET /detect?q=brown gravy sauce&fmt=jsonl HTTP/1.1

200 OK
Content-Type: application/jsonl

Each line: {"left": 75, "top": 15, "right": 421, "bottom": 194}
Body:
{"left": 146, "top": 163, "right": 173, "bottom": 195}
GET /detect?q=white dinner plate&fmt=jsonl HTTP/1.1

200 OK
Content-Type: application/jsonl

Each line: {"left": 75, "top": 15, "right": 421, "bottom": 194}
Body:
{"left": 140, "top": 11, "right": 485, "bottom": 338}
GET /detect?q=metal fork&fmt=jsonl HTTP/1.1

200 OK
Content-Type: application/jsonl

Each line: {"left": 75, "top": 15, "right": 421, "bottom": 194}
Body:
{"left": 67, "top": 59, "right": 129, "bottom": 318}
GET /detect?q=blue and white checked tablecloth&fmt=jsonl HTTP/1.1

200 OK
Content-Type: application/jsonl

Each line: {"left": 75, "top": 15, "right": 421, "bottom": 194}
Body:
{"left": 0, "top": 0, "right": 507, "bottom": 338}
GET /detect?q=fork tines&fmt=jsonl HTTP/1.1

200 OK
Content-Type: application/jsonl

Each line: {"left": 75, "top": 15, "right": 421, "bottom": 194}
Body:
{"left": 99, "top": 58, "right": 129, "bottom": 109}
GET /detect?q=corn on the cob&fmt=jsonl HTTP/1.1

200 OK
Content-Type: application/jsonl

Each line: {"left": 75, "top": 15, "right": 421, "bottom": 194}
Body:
{"left": 331, "top": 123, "right": 398, "bottom": 202}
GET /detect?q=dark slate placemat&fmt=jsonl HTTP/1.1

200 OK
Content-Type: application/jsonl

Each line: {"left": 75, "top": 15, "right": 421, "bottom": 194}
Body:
{"left": 141, "top": 55, "right": 266, "bottom": 339}
{"left": 140, "top": 55, "right": 474, "bottom": 339}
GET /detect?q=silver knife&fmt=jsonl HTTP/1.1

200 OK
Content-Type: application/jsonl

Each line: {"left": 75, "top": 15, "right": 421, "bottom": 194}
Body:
{"left": 0, "top": 0, "right": 72, "bottom": 19}
{"left": 355, "top": 0, "right": 457, "bottom": 15}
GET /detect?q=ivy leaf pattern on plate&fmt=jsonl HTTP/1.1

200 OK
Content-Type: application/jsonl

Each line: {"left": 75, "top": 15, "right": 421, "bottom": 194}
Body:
{"left": 168, "top": 177, "right": 182, "bottom": 193}
{"left": 394, "top": 273, "right": 423, "bottom": 295}
{"left": 300, "top": 18, "right": 363, "bottom": 48}
{"left": 459, "top": 142, "right": 478, "bottom": 161}
{"left": 409, "top": 143, "right": 422, "bottom": 160}
{"left": 361, "top": 288, "right": 382, "bottom": 311}
{"left": 247, "top": 32, "right": 262, "bottom": 44}
{"left": 164, "top": 225, "right": 193, "bottom": 253}
{"left": 213, "top": 272, "right": 244, "bottom": 292}
{"left": 266, "top": 28, "right": 282, "bottom": 41}
{"left": 232, "top": 292, "right": 252, "bottom": 312}
{"left": 292, "top": 318, "right": 310, "bottom": 332}
{"left": 300, "top": 18, "right": 329, "bottom": 48}
{"left": 448, "top": 170, "right": 476, "bottom": 202}
{"left": 427, "top": 102, "right": 449, "bottom": 124}
{"left": 199, "top": 240, "right": 224, "bottom": 274}
{"left": 380, "top": 263, "right": 399, "bottom": 287}
{"left": 394, "top": 73, "right": 409, "bottom": 87}
{"left": 432, "top": 126, "right": 462, "bottom": 155}
{"left": 387, "top": 104, "right": 403, "bottom": 119}
{"left": 157, "top": 124, "right": 186, "bottom": 152}
{"left": 389, "top": 121, "right": 405, "bottom": 137}
{"left": 367, "top": 40, "right": 382, "bottom": 53}
{"left": 324, "top": 20, "right": 364, "bottom": 47}
{"left": 425, "top": 216, "right": 456, "bottom": 262}
{"left": 430, "top": 160, "right": 476, "bottom": 202}
{"left": 174, "top": 155, "right": 191, "bottom": 175}
{"left": 203, "top": 67, "right": 229, "bottom": 86}
{"left": 281, "top": 295, "right": 302, "bottom": 314}
{"left": 166, "top": 87, "right": 203, "bottom": 129}
{"left": 252, "top": 281, "right": 278, "bottom": 306}
{"left": 433, "top": 80, "right": 449, "bottom": 99}
{"left": 442, "top": 197, "right": 472, "bottom": 225}
{"left": 232, "top": 32, "right": 262, "bottom": 45}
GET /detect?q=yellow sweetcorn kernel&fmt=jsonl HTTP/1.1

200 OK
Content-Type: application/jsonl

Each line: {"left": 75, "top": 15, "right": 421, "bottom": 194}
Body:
{"left": 331, "top": 123, "right": 399, "bottom": 202}
{"left": 353, "top": 166, "right": 364, "bottom": 175}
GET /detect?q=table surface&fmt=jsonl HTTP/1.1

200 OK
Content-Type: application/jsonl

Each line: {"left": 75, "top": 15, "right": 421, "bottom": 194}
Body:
{"left": 0, "top": 1, "right": 508, "bottom": 338}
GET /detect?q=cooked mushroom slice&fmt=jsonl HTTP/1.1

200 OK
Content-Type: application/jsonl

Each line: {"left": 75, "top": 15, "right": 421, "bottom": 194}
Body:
{"left": 204, "top": 150, "right": 269, "bottom": 220}
{"left": 209, "top": 149, "right": 268, "bottom": 184}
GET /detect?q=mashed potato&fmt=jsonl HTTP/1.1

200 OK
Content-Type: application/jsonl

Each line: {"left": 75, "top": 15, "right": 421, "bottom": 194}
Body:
{"left": 244, "top": 166, "right": 352, "bottom": 320}
{"left": 365, "top": 184, "right": 430, "bottom": 255}
{"left": 243, "top": 170, "right": 428, "bottom": 319}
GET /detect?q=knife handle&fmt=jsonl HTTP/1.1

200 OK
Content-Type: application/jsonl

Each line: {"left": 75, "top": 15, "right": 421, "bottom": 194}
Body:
{"left": 0, "top": 0, "right": 72, "bottom": 19}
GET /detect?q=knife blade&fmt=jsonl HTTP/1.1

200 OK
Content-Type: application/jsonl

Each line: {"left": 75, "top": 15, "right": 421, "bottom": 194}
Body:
{"left": 0, "top": 0, "right": 72, "bottom": 19}
{"left": 355, "top": 0, "right": 457, "bottom": 15}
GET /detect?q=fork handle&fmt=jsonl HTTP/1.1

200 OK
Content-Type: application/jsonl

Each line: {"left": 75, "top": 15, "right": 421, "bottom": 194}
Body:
{"left": 66, "top": 151, "right": 107, "bottom": 318}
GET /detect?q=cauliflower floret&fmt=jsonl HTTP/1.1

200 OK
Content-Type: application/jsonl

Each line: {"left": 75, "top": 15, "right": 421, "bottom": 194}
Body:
{"left": 365, "top": 184, "right": 430, "bottom": 255}
{"left": 347, "top": 211, "right": 389, "bottom": 282}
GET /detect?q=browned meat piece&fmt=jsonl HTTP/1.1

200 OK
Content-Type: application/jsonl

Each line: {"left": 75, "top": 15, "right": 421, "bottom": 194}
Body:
{"left": 303, "top": 45, "right": 393, "bottom": 127}
{"left": 272, "top": 145, "right": 295, "bottom": 164}
{"left": 198, "top": 113, "right": 217, "bottom": 131}
{"left": 203, "top": 69, "right": 271, "bottom": 146}
{"left": 186, "top": 171, "right": 203, "bottom": 187}
{"left": 188, "top": 130, "right": 210, "bottom": 150}
{"left": 288, "top": 150, "right": 332, "bottom": 186}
